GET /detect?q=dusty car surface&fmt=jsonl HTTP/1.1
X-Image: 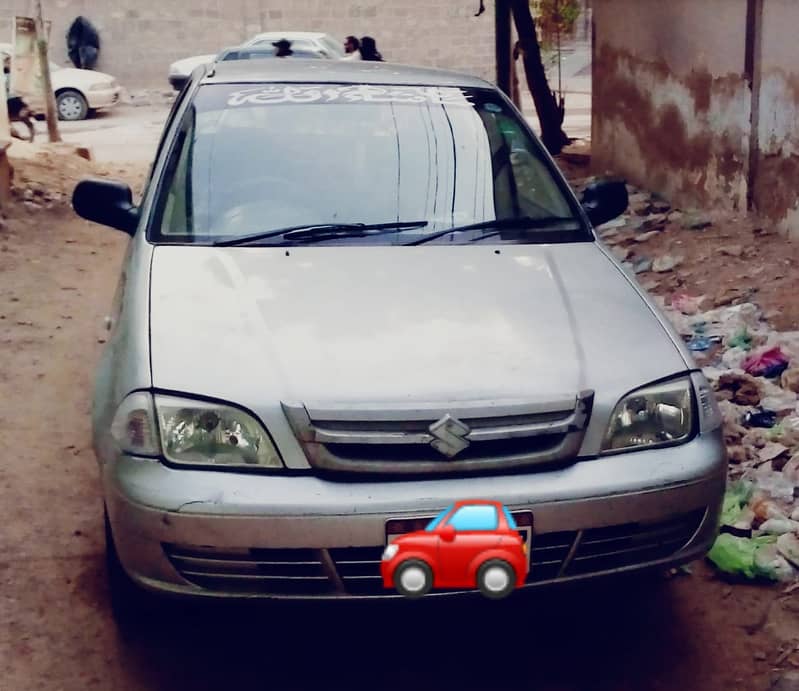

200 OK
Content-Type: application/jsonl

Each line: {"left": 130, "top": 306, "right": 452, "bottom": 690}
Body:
{"left": 72, "top": 60, "right": 726, "bottom": 627}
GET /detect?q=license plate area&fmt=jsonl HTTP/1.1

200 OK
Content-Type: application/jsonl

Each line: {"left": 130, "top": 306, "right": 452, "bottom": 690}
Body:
{"left": 385, "top": 511, "right": 534, "bottom": 563}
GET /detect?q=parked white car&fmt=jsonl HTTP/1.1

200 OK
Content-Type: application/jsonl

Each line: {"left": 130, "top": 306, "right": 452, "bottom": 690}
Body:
{"left": 0, "top": 43, "right": 121, "bottom": 121}
{"left": 168, "top": 31, "right": 345, "bottom": 90}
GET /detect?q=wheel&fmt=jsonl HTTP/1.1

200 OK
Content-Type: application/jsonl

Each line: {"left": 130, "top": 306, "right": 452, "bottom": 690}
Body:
{"left": 393, "top": 559, "right": 433, "bottom": 599}
{"left": 477, "top": 559, "right": 516, "bottom": 600}
{"left": 56, "top": 89, "right": 88, "bottom": 121}
{"left": 105, "top": 511, "right": 154, "bottom": 636}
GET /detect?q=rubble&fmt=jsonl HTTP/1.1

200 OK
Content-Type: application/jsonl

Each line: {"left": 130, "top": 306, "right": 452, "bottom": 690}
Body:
{"left": 658, "top": 297, "right": 799, "bottom": 582}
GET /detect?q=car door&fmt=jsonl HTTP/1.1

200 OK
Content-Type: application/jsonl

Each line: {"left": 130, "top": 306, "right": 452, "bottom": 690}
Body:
{"left": 436, "top": 505, "right": 502, "bottom": 588}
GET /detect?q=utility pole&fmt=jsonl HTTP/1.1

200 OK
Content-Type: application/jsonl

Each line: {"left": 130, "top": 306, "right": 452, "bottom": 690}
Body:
{"left": 34, "top": 0, "right": 60, "bottom": 142}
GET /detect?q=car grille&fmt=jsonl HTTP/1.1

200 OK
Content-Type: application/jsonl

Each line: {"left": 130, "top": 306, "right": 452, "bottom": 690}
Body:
{"left": 163, "top": 510, "right": 705, "bottom": 597}
{"left": 281, "top": 393, "right": 594, "bottom": 475}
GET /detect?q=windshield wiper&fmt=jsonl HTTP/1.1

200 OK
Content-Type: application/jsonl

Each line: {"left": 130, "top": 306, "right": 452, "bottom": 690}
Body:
{"left": 404, "top": 217, "right": 579, "bottom": 246}
{"left": 214, "top": 221, "right": 429, "bottom": 247}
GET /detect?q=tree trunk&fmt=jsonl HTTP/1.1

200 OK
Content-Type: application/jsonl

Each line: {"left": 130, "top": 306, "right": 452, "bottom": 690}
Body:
{"left": 509, "top": 0, "right": 569, "bottom": 154}
{"left": 34, "top": 0, "right": 61, "bottom": 143}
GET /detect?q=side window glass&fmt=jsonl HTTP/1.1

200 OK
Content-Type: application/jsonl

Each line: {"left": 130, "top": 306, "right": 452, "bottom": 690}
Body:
{"left": 448, "top": 506, "right": 499, "bottom": 531}
{"left": 157, "top": 107, "right": 196, "bottom": 237}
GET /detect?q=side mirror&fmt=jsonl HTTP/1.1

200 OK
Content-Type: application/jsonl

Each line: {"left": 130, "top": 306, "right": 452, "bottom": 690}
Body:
{"left": 72, "top": 179, "right": 139, "bottom": 235}
{"left": 581, "top": 178, "right": 629, "bottom": 228}
{"left": 440, "top": 525, "right": 456, "bottom": 543}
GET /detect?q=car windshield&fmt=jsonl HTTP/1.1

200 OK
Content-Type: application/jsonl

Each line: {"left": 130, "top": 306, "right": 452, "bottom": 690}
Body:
{"left": 151, "top": 83, "right": 584, "bottom": 245}
{"left": 426, "top": 506, "right": 453, "bottom": 531}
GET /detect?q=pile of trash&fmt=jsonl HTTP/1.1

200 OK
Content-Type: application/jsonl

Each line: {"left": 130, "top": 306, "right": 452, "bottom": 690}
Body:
{"left": 658, "top": 296, "right": 799, "bottom": 582}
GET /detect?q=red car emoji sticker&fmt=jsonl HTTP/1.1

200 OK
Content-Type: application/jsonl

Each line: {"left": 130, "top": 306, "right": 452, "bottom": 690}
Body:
{"left": 381, "top": 500, "right": 529, "bottom": 599}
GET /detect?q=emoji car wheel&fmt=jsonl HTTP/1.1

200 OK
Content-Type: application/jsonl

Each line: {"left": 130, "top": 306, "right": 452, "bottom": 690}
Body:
{"left": 477, "top": 559, "right": 516, "bottom": 600}
{"left": 394, "top": 559, "right": 433, "bottom": 599}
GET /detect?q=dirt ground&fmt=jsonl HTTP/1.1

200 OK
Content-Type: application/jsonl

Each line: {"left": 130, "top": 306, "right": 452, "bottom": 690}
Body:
{"left": 1, "top": 142, "right": 798, "bottom": 690}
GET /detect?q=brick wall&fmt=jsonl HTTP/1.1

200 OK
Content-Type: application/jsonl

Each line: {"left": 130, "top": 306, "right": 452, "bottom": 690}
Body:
{"left": 0, "top": 0, "right": 496, "bottom": 89}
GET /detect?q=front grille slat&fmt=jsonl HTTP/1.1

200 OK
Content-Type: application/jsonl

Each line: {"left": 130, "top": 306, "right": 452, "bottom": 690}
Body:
{"left": 162, "top": 510, "right": 705, "bottom": 597}
{"left": 282, "top": 392, "right": 594, "bottom": 475}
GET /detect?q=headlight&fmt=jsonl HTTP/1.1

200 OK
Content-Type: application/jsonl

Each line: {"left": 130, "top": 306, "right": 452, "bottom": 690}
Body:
{"left": 382, "top": 543, "right": 400, "bottom": 561}
{"left": 155, "top": 395, "right": 283, "bottom": 468}
{"left": 111, "top": 392, "right": 160, "bottom": 456}
{"left": 602, "top": 378, "right": 695, "bottom": 453}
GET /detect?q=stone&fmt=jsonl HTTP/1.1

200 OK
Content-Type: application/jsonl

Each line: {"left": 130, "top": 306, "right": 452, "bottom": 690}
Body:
{"left": 770, "top": 673, "right": 799, "bottom": 691}
{"left": 755, "top": 651, "right": 768, "bottom": 661}
{"left": 721, "top": 244, "right": 744, "bottom": 258}
{"left": 652, "top": 255, "right": 682, "bottom": 273}
{"left": 634, "top": 230, "right": 660, "bottom": 243}
{"left": 611, "top": 247, "right": 631, "bottom": 262}
{"left": 641, "top": 213, "right": 669, "bottom": 230}
{"left": 633, "top": 258, "right": 653, "bottom": 274}
{"left": 683, "top": 213, "right": 713, "bottom": 230}
{"left": 781, "top": 369, "right": 799, "bottom": 393}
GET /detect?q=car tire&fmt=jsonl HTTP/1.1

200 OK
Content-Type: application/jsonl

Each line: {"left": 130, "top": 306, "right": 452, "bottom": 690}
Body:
{"left": 56, "top": 89, "right": 89, "bottom": 121}
{"left": 393, "top": 559, "right": 433, "bottom": 599}
{"left": 477, "top": 559, "right": 516, "bottom": 600}
{"left": 105, "top": 510, "right": 154, "bottom": 637}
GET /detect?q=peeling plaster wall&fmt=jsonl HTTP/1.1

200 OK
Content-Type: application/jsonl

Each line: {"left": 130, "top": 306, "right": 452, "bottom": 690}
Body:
{"left": 754, "top": 0, "right": 799, "bottom": 236}
{"left": 592, "top": 0, "right": 751, "bottom": 211}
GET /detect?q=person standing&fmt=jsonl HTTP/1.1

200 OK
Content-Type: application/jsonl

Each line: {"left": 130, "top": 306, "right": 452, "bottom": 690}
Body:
{"left": 343, "top": 36, "right": 362, "bottom": 60}
{"left": 359, "top": 36, "right": 383, "bottom": 62}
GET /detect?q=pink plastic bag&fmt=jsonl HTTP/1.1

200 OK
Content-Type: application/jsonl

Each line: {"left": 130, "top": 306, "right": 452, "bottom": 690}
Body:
{"left": 742, "top": 347, "right": 790, "bottom": 378}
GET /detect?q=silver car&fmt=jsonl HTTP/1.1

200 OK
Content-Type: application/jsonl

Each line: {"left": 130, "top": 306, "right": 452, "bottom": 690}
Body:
{"left": 73, "top": 60, "right": 727, "bottom": 626}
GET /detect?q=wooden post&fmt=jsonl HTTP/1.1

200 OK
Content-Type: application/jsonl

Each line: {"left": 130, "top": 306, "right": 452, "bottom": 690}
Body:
{"left": 0, "top": 68, "right": 13, "bottom": 208}
{"left": 34, "top": 0, "right": 60, "bottom": 143}
{"left": 495, "top": 0, "right": 513, "bottom": 97}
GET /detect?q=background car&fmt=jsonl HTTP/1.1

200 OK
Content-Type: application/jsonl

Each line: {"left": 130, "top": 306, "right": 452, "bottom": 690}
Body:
{"left": 215, "top": 45, "right": 327, "bottom": 62}
{"left": 0, "top": 42, "right": 121, "bottom": 121}
{"left": 168, "top": 31, "right": 344, "bottom": 90}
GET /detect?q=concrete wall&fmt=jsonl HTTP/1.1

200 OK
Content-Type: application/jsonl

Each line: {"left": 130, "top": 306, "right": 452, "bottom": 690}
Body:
{"left": 755, "top": 0, "right": 799, "bottom": 233}
{"left": 0, "top": 1, "right": 496, "bottom": 89}
{"left": 592, "top": 0, "right": 752, "bottom": 212}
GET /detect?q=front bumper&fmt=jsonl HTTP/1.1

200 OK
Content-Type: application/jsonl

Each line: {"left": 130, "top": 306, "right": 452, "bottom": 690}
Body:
{"left": 87, "top": 86, "right": 122, "bottom": 110}
{"left": 105, "top": 431, "right": 726, "bottom": 599}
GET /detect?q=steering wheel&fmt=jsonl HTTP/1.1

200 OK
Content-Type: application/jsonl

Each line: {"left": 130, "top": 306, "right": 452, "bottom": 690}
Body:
{"left": 213, "top": 175, "right": 323, "bottom": 236}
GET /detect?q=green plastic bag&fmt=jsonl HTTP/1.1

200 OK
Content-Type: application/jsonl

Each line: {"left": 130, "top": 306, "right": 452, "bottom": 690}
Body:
{"left": 728, "top": 328, "right": 753, "bottom": 351}
{"left": 720, "top": 481, "right": 754, "bottom": 527}
{"left": 707, "top": 534, "right": 778, "bottom": 579}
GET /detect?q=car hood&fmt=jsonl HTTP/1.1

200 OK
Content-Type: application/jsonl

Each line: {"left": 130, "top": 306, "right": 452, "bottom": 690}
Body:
{"left": 149, "top": 243, "right": 689, "bottom": 458}
{"left": 52, "top": 67, "right": 116, "bottom": 87}
{"left": 170, "top": 54, "right": 217, "bottom": 76}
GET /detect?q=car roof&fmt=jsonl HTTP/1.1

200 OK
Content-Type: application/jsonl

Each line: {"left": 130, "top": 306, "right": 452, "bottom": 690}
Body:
{"left": 249, "top": 31, "right": 331, "bottom": 41}
{"left": 451, "top": 499, "right": 505, "bottom": 509}
{"left": 204, "top": 60, "right": 491, "bottom": 89}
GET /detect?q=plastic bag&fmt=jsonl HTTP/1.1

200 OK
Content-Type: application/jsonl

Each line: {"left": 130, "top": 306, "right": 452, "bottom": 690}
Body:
{"left": 742, "top": 347, "right": 790, "bottom": 378}
{"left": 707, "top": 534, "right": 778, "bottom": 579}
{"left": 753, "top": 544, "right": 798, "bottom": 582}
{"left": 720, "top": 482, "right": 754, "bottom": 526}
{"left": 728, "top": 328, "right": 754, "bottom": 351}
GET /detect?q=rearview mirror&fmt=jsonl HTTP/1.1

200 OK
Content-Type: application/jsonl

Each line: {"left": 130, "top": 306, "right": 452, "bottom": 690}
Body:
{"left": 72, "top": 179, "right": 139, "bottom": 235}
{"left": 581, "top": 178, "right": 629, "bottom": 228}
{"left": 440, "top": 525, "right": 456, "bottom": 543}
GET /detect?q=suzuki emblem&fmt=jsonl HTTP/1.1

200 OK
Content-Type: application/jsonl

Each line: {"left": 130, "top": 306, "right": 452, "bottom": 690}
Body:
{"left": 429, "top": 414, "right": 471, "bottom": 458}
